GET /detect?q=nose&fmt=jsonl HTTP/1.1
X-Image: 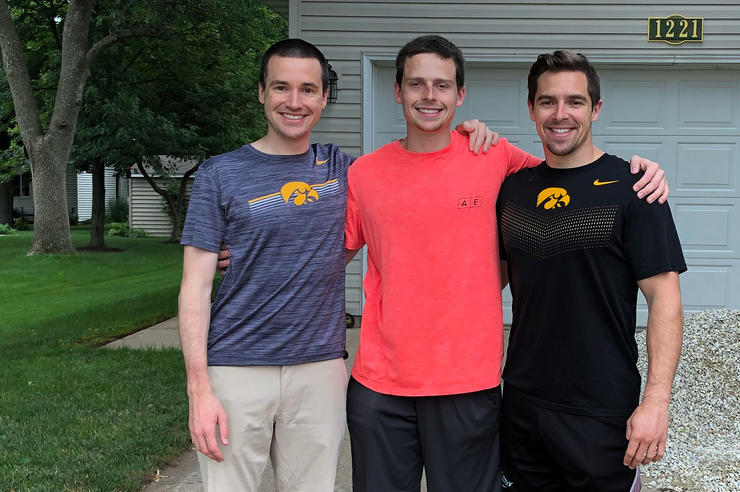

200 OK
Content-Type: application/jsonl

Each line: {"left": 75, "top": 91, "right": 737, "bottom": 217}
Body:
{"left": 553, "top": 102, "right": 568, "bottom": 120}
{"left": 286, "top": 89, "right": 301, "bottom": 108}
{"left": 423, "top": 82, "right": 436, "bottom": 100}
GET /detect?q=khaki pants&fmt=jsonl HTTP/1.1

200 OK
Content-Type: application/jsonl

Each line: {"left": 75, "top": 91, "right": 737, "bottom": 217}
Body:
{"left": 198, "top": 358, "right": 348, "bottom": 492}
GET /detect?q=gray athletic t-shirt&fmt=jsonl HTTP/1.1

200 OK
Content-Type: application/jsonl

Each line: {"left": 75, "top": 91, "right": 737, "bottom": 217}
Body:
{"left": 181, "top": 143, "right": 354, "bottom": 365}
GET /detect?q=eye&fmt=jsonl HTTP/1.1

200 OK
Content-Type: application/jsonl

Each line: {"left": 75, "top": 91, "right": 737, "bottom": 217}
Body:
{"left": 302, "top": 87, "right": 316, "bottom": 94}
{"left": 274, "top": 85, "right": 287, "bottom": 92}
{"left": 436, "top": 82, "right": 450, "bottom": 90}
{"left": 408, "top": 81, "right": 422, "bottom": 88}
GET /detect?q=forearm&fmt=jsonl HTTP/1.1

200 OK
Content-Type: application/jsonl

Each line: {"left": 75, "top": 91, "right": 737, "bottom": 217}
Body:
{"left": 345, "top": 248, "right": 360, "bottom": 266}
{"left": 178, "top": 283, "right": 214, "bottom": 395}
{"left": 641, "top": 276, "right": 683, "bottom": 406}
{"left": 178, "top": 246, "right": 218, "bottom": 396}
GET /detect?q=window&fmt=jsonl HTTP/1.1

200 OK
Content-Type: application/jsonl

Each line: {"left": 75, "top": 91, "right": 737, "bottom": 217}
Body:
{"left": 12, "top": 173, "right": 31, "bottom": 197}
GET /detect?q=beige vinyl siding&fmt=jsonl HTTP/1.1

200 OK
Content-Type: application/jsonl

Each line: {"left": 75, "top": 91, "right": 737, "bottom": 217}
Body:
{"left": 129, "top": 177, "right": 193, "bottom": 238}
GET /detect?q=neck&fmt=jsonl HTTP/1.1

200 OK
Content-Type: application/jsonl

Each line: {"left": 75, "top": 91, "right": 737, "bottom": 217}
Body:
{"left": 545, "top": 142, "right": 603, "bottom": 169}
{"left": 251, "top": 131, "right": 310, "bottom": 156}
{"left": 402, "top": 126, "right": 452, "bottom": 153}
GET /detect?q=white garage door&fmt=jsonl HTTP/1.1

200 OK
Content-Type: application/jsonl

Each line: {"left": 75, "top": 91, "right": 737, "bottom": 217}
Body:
{"left": 372, "top": 63, "right": 740, "bottom": 324}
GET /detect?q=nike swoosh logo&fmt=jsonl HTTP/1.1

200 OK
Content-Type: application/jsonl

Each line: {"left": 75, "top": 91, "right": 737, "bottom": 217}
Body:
{"left": 593, "top": 179, "right": 618, "bottom": 186}
{"left": 316, "top": 159, "right": 328, "bottom": 165}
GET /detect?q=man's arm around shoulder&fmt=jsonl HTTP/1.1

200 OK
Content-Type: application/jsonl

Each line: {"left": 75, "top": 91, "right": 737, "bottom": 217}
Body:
{"left": 179, "top": 246, "right": 229, "bottom": 462}
{"left": 624, "top": 271, "right": 683, "bottom": 469}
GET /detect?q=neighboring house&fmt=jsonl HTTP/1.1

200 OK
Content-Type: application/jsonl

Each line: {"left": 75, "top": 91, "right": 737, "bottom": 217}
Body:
{"left": 12, "top": 163, "right": 79, "bottom": 220}
{"left": 128, "top": 157, "right": 196, "bottom": 238}
{"left": 271, "top": 0, "right": 740, "bottom": 319}
{"left": 12, "top": 164, "right": 127, "bottom": 222}
{"left": 76, "top": 169, "right": 128, "bottom": 221}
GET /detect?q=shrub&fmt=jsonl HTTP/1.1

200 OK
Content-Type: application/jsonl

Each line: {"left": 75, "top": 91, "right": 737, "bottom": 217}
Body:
{"left": 69, "top": 212, "right": 79, "bottom": 226}
{"left": 106, "top": 221, "right": 129, "bottom": 237}
{"left": 106, "top": 221, "right": 147, "bottom": 238}
{"left": 0, "top": 223, "right": 14, "bottom": 235}
{"left": 108, "top": 197, "right": 129, "bottom": 222}
{"left": 13, "top": 217, "right": 29, "bottom": 230}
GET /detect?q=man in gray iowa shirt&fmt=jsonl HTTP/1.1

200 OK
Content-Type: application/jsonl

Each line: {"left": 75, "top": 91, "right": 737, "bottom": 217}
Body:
{"left": 178, "top": 39, "right": 353, "bottom": 491}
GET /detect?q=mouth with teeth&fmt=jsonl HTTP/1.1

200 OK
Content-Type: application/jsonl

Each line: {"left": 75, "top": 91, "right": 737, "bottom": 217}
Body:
{"left": 548, "top": 127, "right": 574, "bottom": 136}
{"left": 416, "top": 107, "right": 443, "bottom": 116}
{"left": 281, "top": 113, "right": 307, "bottom": 121}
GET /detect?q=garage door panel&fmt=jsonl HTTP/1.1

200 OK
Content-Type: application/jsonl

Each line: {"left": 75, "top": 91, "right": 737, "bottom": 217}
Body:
{"left": 676, "top": 142, "right": 737, "bottom": 195}
{"left": 678, "top": 81, "right": 739, "bottom": 130}
{"left": 673, "top": 199, "right": 738, "bottom": 257}
{"left": 601, "top": 80, "right": 667, "bottom": 130}
{"left": 462, "top": 74, "right": 524, "bottom": 129}
{"left": 679, "top": 262, "right": 738, "bottom": 309}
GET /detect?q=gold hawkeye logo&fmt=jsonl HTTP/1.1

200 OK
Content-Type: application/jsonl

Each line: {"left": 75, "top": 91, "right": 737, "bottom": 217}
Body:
{"left": 280, "top": 181, "right": 319, "bottom": 206}
{"left": 537, "top": 187, "right": 570, "bottom": 210}
{"left": 593, "top": 179, "right": 618, "bottom": 186}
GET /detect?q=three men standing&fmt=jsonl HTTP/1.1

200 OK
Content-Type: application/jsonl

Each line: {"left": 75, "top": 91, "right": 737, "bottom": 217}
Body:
{"left": 177, "top": 34, "right": 679, "bottom": 492}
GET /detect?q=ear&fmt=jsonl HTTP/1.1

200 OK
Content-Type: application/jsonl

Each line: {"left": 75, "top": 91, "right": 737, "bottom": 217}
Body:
{"left": 591, "top": 99, "right": 603, "bottom": 122}
{"left": 528, "top": 100, "right": 535, "bottom": 121}
{"left": 394, "top": 82, "right": 402, "bottom": 104}
{"left": 258, "top": 83, "right": 265, "bottom": 104}
{"left": 322, "top": 89, "right": 328, "bottom": 109}
{"left": 456, "top": 85, "right": 466, "bottom": 107}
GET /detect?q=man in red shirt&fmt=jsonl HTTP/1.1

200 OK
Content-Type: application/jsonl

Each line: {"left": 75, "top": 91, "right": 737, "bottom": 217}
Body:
{"left": 344, "top": 35, "right": 668, "bottom": 492}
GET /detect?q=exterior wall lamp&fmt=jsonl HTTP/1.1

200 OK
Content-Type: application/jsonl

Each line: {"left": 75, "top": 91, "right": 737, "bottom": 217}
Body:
{"left": 327, "top": 64, "right": 339, "bottom": 103}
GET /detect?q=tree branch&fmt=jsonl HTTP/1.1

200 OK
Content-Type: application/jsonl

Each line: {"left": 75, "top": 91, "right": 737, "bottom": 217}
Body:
{"left": 85, "top": 26, "right": 160, "bottom": 68}
{"left": 136, "top": 159, "right": 169, "bottom": 198}
{"left": 0, "top": 0, "right": 44, "bottom": 143}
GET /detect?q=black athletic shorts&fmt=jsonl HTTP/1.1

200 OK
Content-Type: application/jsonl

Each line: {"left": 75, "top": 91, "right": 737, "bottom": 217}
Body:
{"left": 501, "top": 385, "right": 640, "bottom": 492}
{"left": 347, "top": 377, "right": 502, "bottom": 492}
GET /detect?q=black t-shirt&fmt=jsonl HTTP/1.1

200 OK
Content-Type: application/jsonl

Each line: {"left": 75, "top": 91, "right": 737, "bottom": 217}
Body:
{"left": 497, "top": 153, "right": 686, "bottom": 417}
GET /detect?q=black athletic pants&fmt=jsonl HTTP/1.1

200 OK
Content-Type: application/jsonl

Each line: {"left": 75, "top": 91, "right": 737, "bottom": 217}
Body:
{"left": 501, "top": 385, "right": 640, "bottom": 492}
{"left": 347, "top": 377, "right": 502, "bottom": 492}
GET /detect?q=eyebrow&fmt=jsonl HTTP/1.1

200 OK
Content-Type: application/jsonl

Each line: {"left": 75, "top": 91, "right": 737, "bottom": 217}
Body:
{"left": 536, "top": 94, "right": 588, "bottom": 102}
{"left": 406, "top": 77, "right": 454, "bottom": 84}
{"left": 269, "top": 80, "right": 320, "bottom": 89}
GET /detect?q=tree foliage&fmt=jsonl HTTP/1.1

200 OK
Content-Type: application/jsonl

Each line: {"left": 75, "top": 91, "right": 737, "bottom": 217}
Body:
{"left": 0, "top": 0, "right": 285, "bottom": 252}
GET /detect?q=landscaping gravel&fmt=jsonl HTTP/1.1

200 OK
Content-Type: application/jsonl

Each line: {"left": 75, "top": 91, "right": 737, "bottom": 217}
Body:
{"left": 636, "top": 309, "right": 740, "bottom": 492}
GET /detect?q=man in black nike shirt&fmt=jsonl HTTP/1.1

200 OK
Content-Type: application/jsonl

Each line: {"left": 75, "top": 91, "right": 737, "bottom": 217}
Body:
{"left": 497, "top": 51, "right": 686, "bottom": 492}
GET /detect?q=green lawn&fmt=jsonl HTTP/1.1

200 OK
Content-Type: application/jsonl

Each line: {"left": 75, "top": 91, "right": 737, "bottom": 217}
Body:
{"left": 0, "top": 228, "right": 193, "bottom": 491}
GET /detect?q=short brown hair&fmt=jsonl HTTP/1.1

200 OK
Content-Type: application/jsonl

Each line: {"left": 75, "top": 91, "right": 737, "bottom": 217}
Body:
{"left": 396, "top": 35, "right": 465, "bottom": 89}
{"left": 527, "top": 50, "right": 600, "bottom": 106}
{"left": 259, "top": 39, "right": 329, "bottom": 92}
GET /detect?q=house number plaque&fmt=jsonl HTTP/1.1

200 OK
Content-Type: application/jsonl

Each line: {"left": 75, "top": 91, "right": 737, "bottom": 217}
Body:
{"left": 648, "top": 15, "right": 703, "bottom": 45}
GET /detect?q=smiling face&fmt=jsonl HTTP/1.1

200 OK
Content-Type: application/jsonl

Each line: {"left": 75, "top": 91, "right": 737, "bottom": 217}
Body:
{"left": 259, "top": 55, "right": 327, "bottom": 150}
{"left": 394, "top": 53, "right": 465, "bottom": 144}
{"left": 528, "top": 70, "right": 602, "bottom": 166}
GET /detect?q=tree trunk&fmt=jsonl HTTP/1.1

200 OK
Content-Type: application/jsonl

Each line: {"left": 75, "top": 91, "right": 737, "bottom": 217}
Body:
{"left": 27, "top": 142, "right": 75, "bottom": 254}
{"left": 0, "top": 180, "right": 11, "bottom": 225}
{"left": 168, "top": 208, "right": 181, "bottom": 242}
{"left": 87, "top": 159, "right": 106, "bottom": 248}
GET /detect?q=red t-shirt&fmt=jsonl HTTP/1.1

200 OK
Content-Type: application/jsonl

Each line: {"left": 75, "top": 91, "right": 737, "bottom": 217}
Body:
{"left": 346, "top": 132, "right": 540, "bottom": 396}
